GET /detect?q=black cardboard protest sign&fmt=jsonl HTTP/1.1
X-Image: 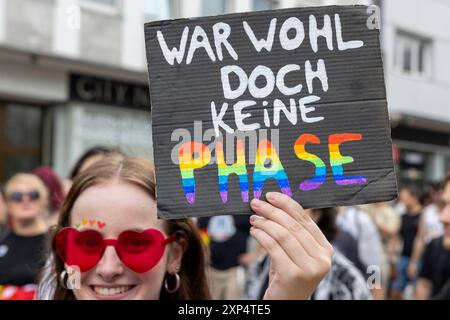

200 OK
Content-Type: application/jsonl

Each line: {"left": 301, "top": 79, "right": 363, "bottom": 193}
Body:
{"left": 144, "top": 5, "right": 398, "bottom": 219}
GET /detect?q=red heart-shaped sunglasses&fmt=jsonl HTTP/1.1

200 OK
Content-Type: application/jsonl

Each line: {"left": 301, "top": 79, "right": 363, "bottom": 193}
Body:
{"left": 56, "top": 227, "right": 175, "bottom": 273}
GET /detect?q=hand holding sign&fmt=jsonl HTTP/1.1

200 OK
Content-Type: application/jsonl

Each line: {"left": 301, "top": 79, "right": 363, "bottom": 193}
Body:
{"left": 249, "top": 192, "right": 333, "bottom": 300}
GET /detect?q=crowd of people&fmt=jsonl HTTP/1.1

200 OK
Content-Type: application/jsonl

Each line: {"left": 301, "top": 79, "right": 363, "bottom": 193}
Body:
{"left": 0, "top": 145, "right": 449, "bottom": 300}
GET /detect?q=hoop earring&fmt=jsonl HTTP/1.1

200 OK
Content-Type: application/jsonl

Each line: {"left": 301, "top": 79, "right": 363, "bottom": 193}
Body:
{"left": 59, "top": 270, "right": 69, "bottom": 290}
{"left": 164, "top": 272, "right": 180, "bottom": 294}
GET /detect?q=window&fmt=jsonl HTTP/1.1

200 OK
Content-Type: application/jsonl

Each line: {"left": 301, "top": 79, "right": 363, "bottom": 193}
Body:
{"left": 0, "top": 104, "right": 42, "bottom": 181}
{"left": 394, "top": 31, "right": 432, "bottom": 76}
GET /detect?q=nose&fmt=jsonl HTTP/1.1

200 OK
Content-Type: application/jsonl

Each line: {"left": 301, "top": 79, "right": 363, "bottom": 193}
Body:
{"left": 95, "top": 246, "right": 125, "bottom": 282}
{"left": 18, "top": 196, "right": 32, "bottom": 207}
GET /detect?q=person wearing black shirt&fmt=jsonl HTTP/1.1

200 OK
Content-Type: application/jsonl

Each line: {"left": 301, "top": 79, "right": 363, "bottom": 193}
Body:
{"left": 390, "top": 186, "right": 422, "bottom": 299}
{"left": 197, "top": 215, "right": 251, "bottom": 299}
{"left": 0, "top": 173, "right": 48, "bottom": 299}
{"left": 416, "top": 174, "right": 450, "bottom": 299}
{"left": 0, "top": 232, "right": 46, "bottom": 285}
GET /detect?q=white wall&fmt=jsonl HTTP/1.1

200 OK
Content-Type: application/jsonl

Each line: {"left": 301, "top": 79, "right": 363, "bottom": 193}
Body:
{"left": 121, "top": 0, "right": 146, "bottom": 71}
{"left": 233, "top": 0, "right": 253, "bottom": 13}
{"left": 180, "top": 0, "right": 202, "bottom": 18}
{"left": 0, "top": 0, "right": 5, "bottom": 42}
{"left": 53, "top": 0, "right": 80, "bottom": 58}
{"left": 0, "top": 58, "right": 67, "bottom": 102}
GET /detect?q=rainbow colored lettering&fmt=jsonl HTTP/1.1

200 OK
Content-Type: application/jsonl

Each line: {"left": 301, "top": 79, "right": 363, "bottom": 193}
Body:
{"left": 329, "top": 133, "right": 367, "bottom": 185}
{"left": 177, "top": 132, "right": 367, "bottom": 204}
{"left": 294, "top": 134, "right": 326, "bottom": 191}
{"left": 253, "top": 139, "right": 292, "bottom": 199}
{"left": 178, "top": 142, "right": 211, "bottom": 204}
{"left": 216, "top": 140, "right": 249, "bottom": 203}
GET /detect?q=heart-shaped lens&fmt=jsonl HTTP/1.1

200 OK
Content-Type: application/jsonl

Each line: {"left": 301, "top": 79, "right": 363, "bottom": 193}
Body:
{"left": 117, "top": 229, "right": 166, "bottom": 273}
{"left": 56, "top": 228, "right": 171, "bottom": 274}
{"left": 56, "top": 228, "right": 105, "bottom": 272}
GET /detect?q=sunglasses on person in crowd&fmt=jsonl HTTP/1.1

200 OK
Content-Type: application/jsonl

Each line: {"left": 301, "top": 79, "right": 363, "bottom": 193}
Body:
{"left": 56, "top": 228, "right": 175, "bottom": 273}
{"left": 8, "top": 190, "right": 40, "bottom": 202}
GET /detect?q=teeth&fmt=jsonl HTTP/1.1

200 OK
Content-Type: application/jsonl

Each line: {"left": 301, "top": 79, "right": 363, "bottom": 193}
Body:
{"left": 93, "top": 286, "right": 131, "bottom": 296}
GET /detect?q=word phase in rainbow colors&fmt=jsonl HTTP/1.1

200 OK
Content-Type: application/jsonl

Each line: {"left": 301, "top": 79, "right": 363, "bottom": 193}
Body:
{"left": 178, "top": 133, "right": 367, "bottom": 204}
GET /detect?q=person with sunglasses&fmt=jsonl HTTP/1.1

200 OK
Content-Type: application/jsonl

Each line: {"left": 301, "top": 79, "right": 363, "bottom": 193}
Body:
{"left": 45, "top": 155, "right": 333, "bottom": 300}
{"left": 0, "top": 174, "right": 49, "bottom": 299}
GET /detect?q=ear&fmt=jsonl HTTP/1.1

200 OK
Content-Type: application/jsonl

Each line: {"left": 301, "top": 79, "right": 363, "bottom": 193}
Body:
{"left": 167, "top": 237, "right": 188, "bottom": 273}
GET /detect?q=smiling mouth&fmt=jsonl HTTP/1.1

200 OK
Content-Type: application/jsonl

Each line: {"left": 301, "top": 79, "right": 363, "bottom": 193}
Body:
{"left": 91, "top": 285, "right": 136, "bottom": 297}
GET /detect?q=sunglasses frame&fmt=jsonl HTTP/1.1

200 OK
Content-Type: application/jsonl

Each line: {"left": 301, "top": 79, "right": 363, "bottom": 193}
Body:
{"left": 56, "top": 227, "right": 176, "bottom": 273}
{"left": 8, "top": 190, "right": 41, "bottom": 202}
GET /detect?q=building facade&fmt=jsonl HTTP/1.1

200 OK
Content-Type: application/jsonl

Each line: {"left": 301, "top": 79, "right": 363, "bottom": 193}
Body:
{"left": 310, "top": 0, "right": 450, "bottom": 187}
{"left": 171, "top": 0, "right": 450, "bottom": 188}
{"left": 1, "top": 0, "right": 449, "bottom": 189}
{"left": 380, "top": 0, "right": 450, "bottom": 187}
{"left": 0, "top": 0, "right": 153, "bottom": 181}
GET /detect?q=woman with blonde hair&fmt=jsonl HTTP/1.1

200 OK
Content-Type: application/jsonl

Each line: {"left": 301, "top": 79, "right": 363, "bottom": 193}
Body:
{"left": 0, "top": 174, "right": 49, "bottom": 299}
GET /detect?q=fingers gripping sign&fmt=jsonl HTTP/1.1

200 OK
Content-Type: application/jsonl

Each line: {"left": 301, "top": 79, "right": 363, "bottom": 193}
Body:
{"left": 249, "top": 192, "right": 333, "bottom": 300}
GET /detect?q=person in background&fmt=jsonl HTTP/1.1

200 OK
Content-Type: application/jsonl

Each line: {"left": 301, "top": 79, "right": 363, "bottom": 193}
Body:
{"left": 359, "top": 202, "right": 401, "bottom": 298}
{"left": 197, "top": 215, "right": 251, "bottom": 299}
{"left": 246, "top": 207, "right": 372, "bottom": 300}
{"left": 334, "top": 206, "right": 384, "bottom": 299}
{"left": 408, "top": 184, "right": 444, "bottom": 281}
{"left": 0, "top": 174, "right": 49, "bottom": 300}
{"left": 415, "top": 175, "right": 450, "bottom": 300}
{"left": 33, "top": 167, "right": 65, "bottom": 227}
{"left": 390, "top": 186, "right": 423, "bottom": 300}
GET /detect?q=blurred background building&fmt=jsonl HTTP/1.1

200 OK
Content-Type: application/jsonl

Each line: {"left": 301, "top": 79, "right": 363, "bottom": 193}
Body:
{"left": 0, "top": 0, "right": 449, "bottom": 188}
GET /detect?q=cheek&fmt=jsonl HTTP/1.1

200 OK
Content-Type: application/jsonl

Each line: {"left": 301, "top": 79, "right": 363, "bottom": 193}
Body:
{"left": 134, "top": 252, "right": 169, "bottom": 300}
{"left": 441, "top": 213, "right": 450, "bottom": 225}
{"left": 7, "top": 202, "right": 17, "bottom": 210}
{"left": 7, "top": 204, "right": 25, "bottom": 217}
{"left": 34, "top": 199, "right": 46, "bottom": 209}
